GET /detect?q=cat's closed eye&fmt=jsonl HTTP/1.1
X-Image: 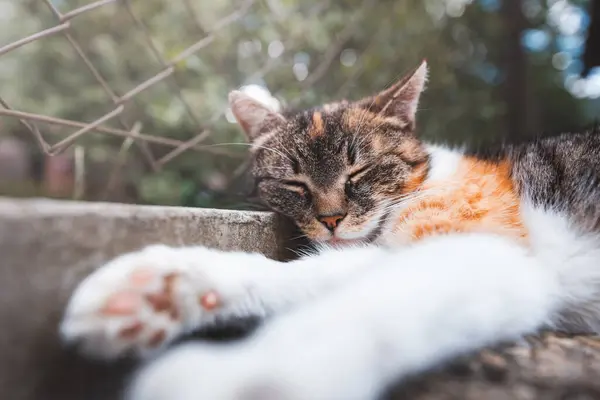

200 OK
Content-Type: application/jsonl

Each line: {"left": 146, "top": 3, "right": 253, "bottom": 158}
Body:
{"left": 345, "top": 166, "right": 370, "bottom": 195}
{"left": 347, "top": 166, "right": 370, "bottom": 184}
{"left": 282, "top": 180, "right": 310, "bottom": 197}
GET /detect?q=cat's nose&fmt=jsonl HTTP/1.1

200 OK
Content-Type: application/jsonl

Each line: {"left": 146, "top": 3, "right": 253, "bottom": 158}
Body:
{"left": 317, "top": 213, "right": 347, "bottom": 232}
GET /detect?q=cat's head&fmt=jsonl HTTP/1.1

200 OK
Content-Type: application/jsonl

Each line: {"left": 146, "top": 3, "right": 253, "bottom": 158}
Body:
{"left": 229, "top": 61, "right": 429, "bottom": 245}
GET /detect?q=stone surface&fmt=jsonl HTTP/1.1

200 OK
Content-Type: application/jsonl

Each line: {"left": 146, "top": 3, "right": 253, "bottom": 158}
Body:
{"left": 388, "top": 333, "right": 600, "bottom": 400}
{"left": 2, "top": 197, "right": 600, "bottom": 400}
{"left": 0, "top": 197, "right": 298, "bottom": 400}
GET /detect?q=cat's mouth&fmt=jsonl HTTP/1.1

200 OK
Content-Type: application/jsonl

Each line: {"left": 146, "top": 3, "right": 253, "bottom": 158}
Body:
{"left": 323, "top": 209, "right": 391, "bottom": 247}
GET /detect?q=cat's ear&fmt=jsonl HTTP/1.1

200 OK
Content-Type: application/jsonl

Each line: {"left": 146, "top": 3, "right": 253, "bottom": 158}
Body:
{"left": 358, "top": 60, "right": 428, "bottom": 124}
{"left": 229, "top": 90, "right": 286, "bottom": 142}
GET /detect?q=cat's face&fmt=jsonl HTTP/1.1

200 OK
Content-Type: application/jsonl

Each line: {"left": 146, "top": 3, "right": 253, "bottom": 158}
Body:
{"left": 230, "top": 61, "right": 429, "bottom": 244}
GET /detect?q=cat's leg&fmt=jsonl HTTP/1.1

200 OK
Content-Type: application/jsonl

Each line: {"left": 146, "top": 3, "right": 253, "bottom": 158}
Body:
{"left": 60, "top": 244, "right": 384, "bottom": 359}
{"left": 128, "top": 233, "right": 563, "bottom": 400}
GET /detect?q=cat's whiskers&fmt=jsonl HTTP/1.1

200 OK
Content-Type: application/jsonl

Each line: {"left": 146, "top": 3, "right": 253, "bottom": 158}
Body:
{"left": 351, "top": 102, "right": 379, "bottom": 157}
{"left": 275, "top": 135, "right": 296, "bottom": 159}
{"left": 290, "top": 232, "right": 311, "bottom": 241}
{"left": 286, "top": 245, "right": 318, "bottom": 258}
{"left": 351, "top": 130, "right": 376, "bottom": 166}
{"left": 374, "top": 197, "right": 423, "bottom": 216}
{"left": 349, "top": 117, "right": 392, "bottom": 161}
{"left": 259, "top": 166, "right": 293, "bottom": 172}
{"left": 353, "top": 106, "right": 377, "bottom": 135}
{"left": 362, "top": 118, "right": 395, "bottom": 138}
{"left": 349, "top": 128, "right": 365, "bottom": 161}
{"left": 355, "top": 98, "right": 377, "bottom": 134}
{"left": 373, "top": 188, "right": 441, "bottom": 215}
{"left": 197, "top": 142, "right": 292, "bottom": 162}
{"left": 337, "top": 191, "right": 436, "bottom": 242}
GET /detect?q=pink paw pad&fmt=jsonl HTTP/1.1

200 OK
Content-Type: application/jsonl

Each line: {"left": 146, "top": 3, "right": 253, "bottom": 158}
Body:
{"left": 200, "top": 290, "right": 220, "bottom": 310}
{"left": 102, "top": 292, "right": 141, "bottom": 315}
{"left": 144, "top": 273, "right": 180, "bottom": 320}
{"left": 129, "top": 268, "right": 156, "bottom": 287}
{"left": 100, "top": 269, "right": 185, "bottom": 347}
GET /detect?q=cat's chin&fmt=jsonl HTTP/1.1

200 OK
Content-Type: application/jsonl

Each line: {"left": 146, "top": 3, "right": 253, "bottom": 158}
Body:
{"left": 323, "top": 237, "right": 365, "bottom": 248}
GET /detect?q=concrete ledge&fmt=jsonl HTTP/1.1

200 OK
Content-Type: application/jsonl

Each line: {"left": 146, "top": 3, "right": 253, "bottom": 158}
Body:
{"left": 0, "top": 197, "right": 293, "bottom": 260}
{"left": 0, "top": 197, "right": 298, "bottom": 400}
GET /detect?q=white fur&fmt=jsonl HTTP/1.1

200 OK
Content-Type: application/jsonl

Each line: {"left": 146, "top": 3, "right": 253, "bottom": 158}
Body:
{"left": 521, "top": 202, "right": 600, "bottom": 332}
{"left": 238, "top": 84, "right": 281, "bottom": 113}
{"left": 424, "top": 143, "right": 462, "bottom": 181}
{"left": 59, "top": 145, "right": 600, "bottom": 400}
{"left": 128, "top": 234, "right": 561, "bottom": 400}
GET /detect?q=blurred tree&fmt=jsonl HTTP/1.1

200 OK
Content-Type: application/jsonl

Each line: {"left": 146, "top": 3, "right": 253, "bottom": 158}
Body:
{"left": 501, "top": 0, "right": 539, "bottom": 139}
{"left": 583, "top": 0, "right": 600, "bottom": 76}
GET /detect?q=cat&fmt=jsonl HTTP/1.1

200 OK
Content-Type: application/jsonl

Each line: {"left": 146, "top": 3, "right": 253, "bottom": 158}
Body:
{"left": 60, "top": 60, "right": 600, "bottom": 400}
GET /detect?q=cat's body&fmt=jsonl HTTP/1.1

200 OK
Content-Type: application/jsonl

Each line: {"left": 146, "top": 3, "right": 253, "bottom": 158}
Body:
{"left": 60, "top": 62, "right": 600, "bottom": 399}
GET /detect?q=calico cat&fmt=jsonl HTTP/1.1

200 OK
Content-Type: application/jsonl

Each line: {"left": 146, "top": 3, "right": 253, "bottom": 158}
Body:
{"left": 60, "top": 61, "right": 600, "bottom": 400}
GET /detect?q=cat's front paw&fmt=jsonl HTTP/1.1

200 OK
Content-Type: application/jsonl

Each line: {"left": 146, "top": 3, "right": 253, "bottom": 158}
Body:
{"left": 128, "top": 343, "right": 298, "bottom": 400}
{"left": 60, "top": 245, "right": 223, "bottom": 359}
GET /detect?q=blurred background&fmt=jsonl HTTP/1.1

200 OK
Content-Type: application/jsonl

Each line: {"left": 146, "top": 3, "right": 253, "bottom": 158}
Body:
{"left": 0, "top": 0, "right": 598, "bottom": 209}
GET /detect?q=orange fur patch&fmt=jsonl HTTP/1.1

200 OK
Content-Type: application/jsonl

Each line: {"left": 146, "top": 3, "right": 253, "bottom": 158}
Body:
{"left": 309, "top": 112, "right": 325, "bottom": 138}
{"left": 392, "top": 156, "right": 527, "bottom": 245}
{"left": 402, "top": 163, "right": 429, "bottom": 194}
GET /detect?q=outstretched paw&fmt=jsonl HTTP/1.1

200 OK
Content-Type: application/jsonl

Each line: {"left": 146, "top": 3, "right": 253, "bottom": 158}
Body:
{"left": 60, "top": 245, "right": 225, "bottom": 359}
{"left": 127, "top": 343, "right": 296, "bottom": 400}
